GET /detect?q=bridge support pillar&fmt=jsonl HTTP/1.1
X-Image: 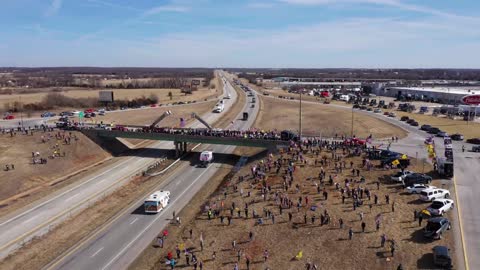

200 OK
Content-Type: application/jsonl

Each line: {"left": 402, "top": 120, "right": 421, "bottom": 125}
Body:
{"left": 174, "top": 141, "right": 180, "bottom": 158}
{"left": 183, "top": 142, "right": 188, "bottom": 154}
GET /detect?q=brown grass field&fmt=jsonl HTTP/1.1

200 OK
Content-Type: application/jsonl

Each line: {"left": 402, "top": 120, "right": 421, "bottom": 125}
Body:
{"left": 0, "top": 130, "right": 111, "bottom": 213}
{"left": 254, "top": 96, "right": 407, "bottom": 139}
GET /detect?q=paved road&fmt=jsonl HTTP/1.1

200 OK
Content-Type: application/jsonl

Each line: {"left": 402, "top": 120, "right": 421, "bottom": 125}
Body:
{"left": 0, "top": 71, "right": 235, "bottom": 259}
{"left": 47, "top": 73, "right": 259, "bottom": 270}
{"left": 254, "top": 93, "right": 479, "bottom": 270}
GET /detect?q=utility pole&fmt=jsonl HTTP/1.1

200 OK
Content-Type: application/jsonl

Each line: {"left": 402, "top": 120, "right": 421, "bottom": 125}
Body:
{"left": 19, "top": 96, "right": 24, "bottom": 129}
{"left": 350, "top": 106, "right": 354, "bottom": 138}
{"left": 299, "top": 90, "right": 302, "bottom": 140}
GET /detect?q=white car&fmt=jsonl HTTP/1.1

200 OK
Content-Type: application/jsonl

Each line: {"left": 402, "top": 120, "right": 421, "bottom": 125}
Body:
{"left": 419, "top": 188, "right": 450, "bottom": 202}
{"left": 426, "top": 199, "right": 454, "bottom": 216}
{"left": 406, "top": 184, "right": 437, "bottom": 194}
{"left": 391, "top": 170, "right": 414, "bottom": 182}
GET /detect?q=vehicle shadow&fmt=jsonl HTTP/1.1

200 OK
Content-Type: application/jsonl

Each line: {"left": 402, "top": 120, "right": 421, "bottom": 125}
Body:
{"left": 416, "top": 253, "right": 438, "bottom": 269}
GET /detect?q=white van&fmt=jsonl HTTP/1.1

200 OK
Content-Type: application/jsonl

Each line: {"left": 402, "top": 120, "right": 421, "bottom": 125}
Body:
{"left": 144, "top": 190, "right": 170, "bottom": 213}
{"left": 419, "top": 188, "right": 450, "bottom": 202}
{"left": 339, "top": 95, "right": 350, "bottom": 102}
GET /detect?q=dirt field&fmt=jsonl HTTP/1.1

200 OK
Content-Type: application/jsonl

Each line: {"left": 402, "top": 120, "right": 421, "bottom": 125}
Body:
{"left": 254, "top": 96, "right": 407, "bottom": 139}
{"left": 92, "top": 101, "right": 217, "bottom": 127}
{"left": 0, "top": 130, "right": 111, "bottom": 204}
{"left": 0, "top": 86, "right": 219, "bottom": 117}
{"left": 136, "top": 144, "right": 454, "bottom": 270}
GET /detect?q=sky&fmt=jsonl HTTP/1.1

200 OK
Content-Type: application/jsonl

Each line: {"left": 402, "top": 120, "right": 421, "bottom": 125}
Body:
{"left": 1, "top": 0, "right": 480, "bottom": 68}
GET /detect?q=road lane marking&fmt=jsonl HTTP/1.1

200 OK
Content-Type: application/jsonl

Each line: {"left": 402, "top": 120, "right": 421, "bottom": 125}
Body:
{"left": 91, "top": 247, "right": 104, "bottom": 258}
{"left": 21, "top": 216, "right": 37, "bottom": 225}
{"left": 453, "top": 175, "right": 470, "bottom": 270}
{"left": 65, "top": 193, "right": 80, "bottom": 202}
{"left": 101, "top": 164, "right": 213, "bottom": 270}
{"left": 129, "top": 218, "right": 138, "bottom": 225}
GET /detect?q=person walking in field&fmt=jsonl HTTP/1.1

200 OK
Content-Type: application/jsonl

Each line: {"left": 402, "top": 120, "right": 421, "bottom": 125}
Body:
{"left": 348, "top": 228, "right": 353, "bottom": 240}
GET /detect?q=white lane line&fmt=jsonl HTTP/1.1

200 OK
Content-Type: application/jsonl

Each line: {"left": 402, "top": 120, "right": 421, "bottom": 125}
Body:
{"left": 101, "top": 164, "right": 212, "bottom": 270}
{"left": 65, "top": 193, "right": 80, "bottom": 202}
{"left": 129, "top": 218, "right": 138, "bottom": 225}
{"left": 21, "top": 216, "right": 37, "bottom": 225}
{"left": 91, "top": 247, "right": 104, "bottom": 258}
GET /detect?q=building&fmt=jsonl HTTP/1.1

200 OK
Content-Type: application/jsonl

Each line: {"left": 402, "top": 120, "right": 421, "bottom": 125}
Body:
{"left": 373, "top": 86, "right": 480, "bottom": 104}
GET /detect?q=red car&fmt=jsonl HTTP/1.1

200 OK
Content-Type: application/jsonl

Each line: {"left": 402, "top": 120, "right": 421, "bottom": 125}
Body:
{"left": 320, "top": 91, "right": 330, "bottom": 97}
{"left": 344, "top": 138, "right": 366, "bottom": 145}
{"left": 84, "top": 108, "right": 95, "bottom": 114}
{"left": 3, "top": 115, "right": 15, "bottom": 120}
{"left": 150, "top": 104, "right": 157, "bottom": 107}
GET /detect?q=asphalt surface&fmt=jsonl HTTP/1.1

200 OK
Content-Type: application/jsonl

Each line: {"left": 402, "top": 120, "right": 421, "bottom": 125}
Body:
{"left": 0, "top": 71, "right": 235, "bottom": 259}
{"left": 253, "top": 93, "right": 479, "bottom": 270}
{"left": 46, "top": 73, "right": 259, "bottom": 270}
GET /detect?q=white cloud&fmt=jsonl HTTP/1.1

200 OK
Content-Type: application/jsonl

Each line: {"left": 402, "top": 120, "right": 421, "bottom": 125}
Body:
{"left": 247, "top": 2, "right": 275, "bottom": 9}
{"left": 278, "top": 0, "right": 479, "bottom": 20}
{"left": 44, "top": 0, "right": 63, "bottom": 17}
{"left": 143, "top": 5, "right": 190, "bottom": 16}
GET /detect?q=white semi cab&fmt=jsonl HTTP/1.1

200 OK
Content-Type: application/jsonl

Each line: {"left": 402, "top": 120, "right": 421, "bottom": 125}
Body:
{"left": 199, "top": 151, "right": 213, "bottom": 168}
{"left": 144, "top": 190, "right": 170, "bottom": 213}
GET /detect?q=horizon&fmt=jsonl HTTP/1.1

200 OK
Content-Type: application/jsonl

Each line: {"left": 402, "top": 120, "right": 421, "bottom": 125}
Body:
{"left": 2, "top": 0, "right": 480, "bottom": 68}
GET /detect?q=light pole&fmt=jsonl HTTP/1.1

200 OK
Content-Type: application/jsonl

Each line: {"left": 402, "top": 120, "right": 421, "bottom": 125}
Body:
{"left": 350, "top": 105, "right": 354, "bottom": 138}
{"left": 19, "top": 96, "right": 24, "bottom": 129}
{"left": 299, "top": 90, "right": 302, "bottom": 140}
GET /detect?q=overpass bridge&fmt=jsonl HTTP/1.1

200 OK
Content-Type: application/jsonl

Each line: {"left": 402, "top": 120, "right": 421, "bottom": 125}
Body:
{"left": 81, "top": 128, "right": 291, "bottom": 157}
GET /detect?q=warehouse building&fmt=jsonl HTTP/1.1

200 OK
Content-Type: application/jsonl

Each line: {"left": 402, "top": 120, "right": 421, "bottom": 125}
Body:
{"left": 374, "top": 86, "right": 479, "bottom": 104}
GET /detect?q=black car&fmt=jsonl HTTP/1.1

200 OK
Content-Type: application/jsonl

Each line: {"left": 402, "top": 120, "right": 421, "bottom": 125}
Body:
{"left": 450, "top": 133, "right": 464, "bottom": 141}
{"left": 280, "top": 130, "right": 299, "bottom": 141}
{"left": 400, "top": 116, "right": 410, "bottom": 121}
{"left": 406, "top": 119, "right": 415, "bottom": 124}
{"left": 424, "top": 217, "right": 451, "bottom": 240}
{"left": 472, "top": 146, "right": 480, "bottom": 152}
{"left": 353, "top": 104, "right": 360, "bottom": 109}
{"left": 403, "top": 173, "right": 432, "bottom": 187}
{"left": 433, "top": 246, "right": 452, "bottom": 268}
{"left": 410, "top": 121, "right": 419, "bottom": 126}
{"left": 428, "top": 127, "right": 441, "bottom": 134}
{"left": 420, "top": 124, "right": 432, "bottom": 131}
{"left": 466, "top": 138, "right": 480, "bottom": 144}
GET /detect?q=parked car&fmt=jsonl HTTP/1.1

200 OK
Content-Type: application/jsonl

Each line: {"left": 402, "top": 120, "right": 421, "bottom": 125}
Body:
{"left": 426, "top": 199, "right": 454, "bottom": 216}
{"left": 437, "top": 131, "right": 448, "bottom": 137}
{"left": 41, "top": 112, "right": 56, "bottom": 118}
{"left": 59, "top": 111, "right": 70, "bottom": 116}
{"left": 450, "top": 133, "right": 464, "bottom": 141}
{"left": 406, "top": 119, "right": 415, "bottom": 124}
{"left": 391, "top": 170, "right": 414, "bottom": 182}
{"left": 420, "top": 124, "right": 432, "bottom": 131}
{"left": 366, "top": 107, "right": 373, "bottom": 111}
{"left": 400, "top": 116, "right": 410, "bottom": 121}
{"left": 472, "top": 146, "right": 480, "bottom": 152}
{"left": 388, "top": 112, "right": 396, "bottom": 117}
{"left": 424, "top": 217, "right": 451, "bottom": 240}
{"left": 466, "top": 138, "right": 480, "bottom": 144}
{"left": 406, "top": 184, "right": 436, "bottom": 194}
{"left": 403, "top": 173, "right": 433, "bottom": 187}
{"left": 410, "top": 121, "right": 419, "bottom": 126}
{"left": 373, "top": 108, "right": 382, "bottom": 113}
{"left": 432, "top": 246, "right": 452, "bottom": 268}
{"left": 419, "top": 188, "right": 450, "bottom": 202}
{"left": 428, "top": 127, "right": 441, "bottom": 135}
{"left": 3, "top": 114, "right": 14, "bottom": 120}
{"left": 383, "top": 111, "right": 390, "bottom": 116}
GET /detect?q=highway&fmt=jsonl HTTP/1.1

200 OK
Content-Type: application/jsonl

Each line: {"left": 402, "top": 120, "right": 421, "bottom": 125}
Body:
{"left": 46, "top": 73, "right": 259, "bottom": 270}
{"left": 0, "top": 71, "right": 236, "bottom": 259}
{"left": 251, "top": 92, "right": 479, "bottom": 270}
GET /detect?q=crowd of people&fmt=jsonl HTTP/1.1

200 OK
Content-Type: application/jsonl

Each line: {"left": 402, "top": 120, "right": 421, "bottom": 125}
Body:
{"left": 157, "top": 138, "right": 409, "bottom": 270}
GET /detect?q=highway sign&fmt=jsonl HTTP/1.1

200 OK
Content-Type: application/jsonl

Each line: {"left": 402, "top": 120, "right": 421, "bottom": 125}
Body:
{"left": 462, "top": 94, "right": 480, "bottom": 105}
